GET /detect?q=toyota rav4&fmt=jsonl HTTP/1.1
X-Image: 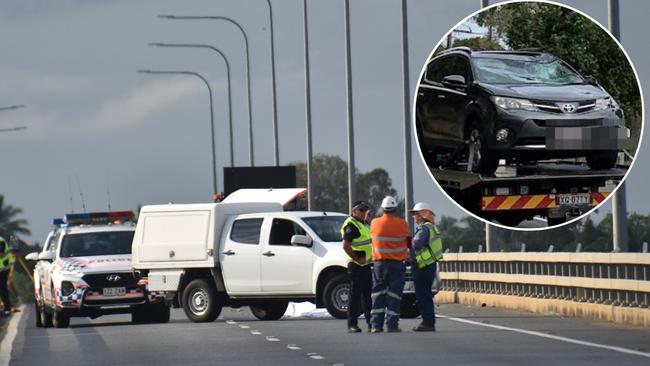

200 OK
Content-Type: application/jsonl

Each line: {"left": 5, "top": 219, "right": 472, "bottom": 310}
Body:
{"left": 416, "top": 47, "right": 630, "bottom": 174}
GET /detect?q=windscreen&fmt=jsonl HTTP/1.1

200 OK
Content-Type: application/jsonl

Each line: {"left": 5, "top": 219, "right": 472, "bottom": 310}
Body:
{"left": 59, "top": 231, "right": 134, "bottom": 257}
{"left": 474, "top": 56, "right": 583, "bottom": 85}
{"left": 302, "top": 215, "right": 347, "bottom": 242}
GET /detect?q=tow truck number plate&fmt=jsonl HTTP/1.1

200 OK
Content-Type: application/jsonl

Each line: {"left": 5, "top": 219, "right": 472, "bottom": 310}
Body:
{"left": 103, "top": 287, "right": 126, "bottom": 297}
{"left": 557, "top": 193, "right": 591, "bottom": 206}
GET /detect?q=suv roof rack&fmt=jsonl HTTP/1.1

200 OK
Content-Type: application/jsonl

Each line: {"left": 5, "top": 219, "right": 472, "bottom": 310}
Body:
{"left": 442, "top": 46, "right": 472, "bottom": 54}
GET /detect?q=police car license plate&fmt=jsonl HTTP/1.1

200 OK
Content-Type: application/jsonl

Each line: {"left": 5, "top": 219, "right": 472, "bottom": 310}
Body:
{"left": 103, "top": 287, "right": 126, "bottom": 297}
{"left": 557, "top": 193, "right": 590, "bottom": 206}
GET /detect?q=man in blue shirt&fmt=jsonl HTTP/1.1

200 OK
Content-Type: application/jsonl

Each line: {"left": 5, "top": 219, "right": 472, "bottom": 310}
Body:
{"left": 408, "top": 202, "right": 440, "bottom": 332}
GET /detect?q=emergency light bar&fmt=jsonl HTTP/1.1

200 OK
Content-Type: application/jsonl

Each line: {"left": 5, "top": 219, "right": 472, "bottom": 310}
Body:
{"left": 51, "top": 218, "right": 64, "bottom": 227}
{"left": 63, "top": 211, "right": 135, "bottom": 226}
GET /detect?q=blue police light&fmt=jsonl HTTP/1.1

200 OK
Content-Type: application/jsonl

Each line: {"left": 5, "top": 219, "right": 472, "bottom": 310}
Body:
{"left": 63, "top": 211, "right": 135, "bottom": 226}
{"left": 51, "top": 218, "right": 64, "bottom": 227}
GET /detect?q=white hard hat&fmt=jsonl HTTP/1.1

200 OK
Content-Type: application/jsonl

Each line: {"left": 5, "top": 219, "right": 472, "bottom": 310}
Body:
{"left": 381, "top": 196, "right": 398, "bottom": 209}
{"left": 408, "top": 202, "right": 433, "bottom": 213}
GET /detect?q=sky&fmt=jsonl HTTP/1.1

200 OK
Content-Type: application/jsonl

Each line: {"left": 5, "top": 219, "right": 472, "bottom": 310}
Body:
{"left": 0, "top": 0, "right": 648, "bottom": 245}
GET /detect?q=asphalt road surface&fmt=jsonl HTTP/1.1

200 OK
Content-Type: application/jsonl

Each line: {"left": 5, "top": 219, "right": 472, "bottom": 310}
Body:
{"left": 6, "top": 303, "right": 650, "bottom": 366}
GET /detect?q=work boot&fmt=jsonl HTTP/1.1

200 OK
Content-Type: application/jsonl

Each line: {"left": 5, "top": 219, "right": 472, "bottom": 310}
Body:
{"left": 370, "top": 327, "right": 383, "bottom": 333}
{"left": 412, "top": 322, "right": 436, "bottom": 332}
{"left": 386, "top": 326, "right": 402, "bottom": 333}
{"left": 348, "top": 325, "right": 362, "bottom": 333}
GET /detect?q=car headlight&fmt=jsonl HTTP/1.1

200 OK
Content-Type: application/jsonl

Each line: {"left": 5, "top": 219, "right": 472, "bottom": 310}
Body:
{"left": 594, "top": 97, "right": 618, "bottom": 111}
{"left": 61, "top": 281, "right": 75, "bottom": 296}
{"left": 490, "top": 96, "right": 537, "bottom": 111}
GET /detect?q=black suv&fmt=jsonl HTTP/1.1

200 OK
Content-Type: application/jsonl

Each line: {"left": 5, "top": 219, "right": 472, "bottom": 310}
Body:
{"left": 416, "top": 47, "right": 629, "bottom": 174}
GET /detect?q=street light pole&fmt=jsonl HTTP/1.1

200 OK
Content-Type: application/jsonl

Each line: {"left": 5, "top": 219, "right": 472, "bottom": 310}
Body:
{"left": 303, "top": 0, "right": 314, "bottom": 210}
{"left": 608, "top": 0, "right": 628, "bottom": 252}
{"left": 265, "top": 0, "right": 280, "bottom": 166}
{"left": 401, "top": 0, "right": 413, "bottom": 227}
{"left": 480, "top": 0, "right": 494, "bottom": 252}
{"left": 344, "top": 0, "right": 356, "bottom": 213}
{"left": 137, "top": 69, "right": 218, "bottom": 196}
{"left": 148, "top": 42, "right": 234, "bottom": 167}
{"left": 159, "top": 15, "right": 255, "bottom": 166}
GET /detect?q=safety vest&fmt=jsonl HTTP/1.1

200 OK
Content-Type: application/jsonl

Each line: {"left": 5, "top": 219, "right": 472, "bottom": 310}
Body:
{"left": 340, "top": 217, "right": 372, "bottom": 266}
{"left": 0, "top": 239, "right": 14, "bottom": 272}
{"left": 370, "top": 214, "right": 409, "bottom": 261}
{"left": 414, "top": 222, "right": 443, "bottom": 269}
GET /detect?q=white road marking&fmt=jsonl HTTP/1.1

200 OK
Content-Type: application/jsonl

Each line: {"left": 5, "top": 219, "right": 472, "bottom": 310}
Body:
{"left": 266, "top": 336, "right": 280, "bottom": 342}
{"left": 250, "top": 329, "right": 262, "bottom": 335}
{"left": 226, "top": 320, "right": 237, "bottom": 325}
{"left": 238, "top": 324, "right": 250, "bottom": 329}
{"left": 287, "top": 344, "right": 302, "bottom": 350}
{"left": 438, "top": 314, "right": 650, "bottom": 359}
{"left": 307, "top": 352, "right": 325, "bottom": 360}
{"left": 0, "top": 305, "right": 26, "bottom": 366}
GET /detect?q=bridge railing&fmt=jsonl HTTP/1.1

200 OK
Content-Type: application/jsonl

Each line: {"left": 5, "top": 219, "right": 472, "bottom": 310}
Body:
{"left": 439, "top": 253, "right": 650, "bottom": 308}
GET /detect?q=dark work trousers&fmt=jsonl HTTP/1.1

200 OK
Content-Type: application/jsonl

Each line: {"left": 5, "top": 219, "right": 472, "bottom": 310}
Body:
{"left": 0, "top": 269, "right": 10, "bottom": 312}
{"left": 370, "top": 260, "right": 405, "bottom": 329}
{"left": 347, "top": 262, "right": 372, "bottom": 328}
{"left": 412, "top": 262, "right": 436, "bottom": 326}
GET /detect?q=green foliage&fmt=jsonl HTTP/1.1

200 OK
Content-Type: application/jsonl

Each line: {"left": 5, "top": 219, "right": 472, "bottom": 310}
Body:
{"left": 474, "top": 2, "right": 641, "bottom": 121}
{"left": 0, "top": 195, "right": 34, "bottom": 305}
{"left": 292, "top": 154, "right": 403, "bottom": 216}
{"left": 452, "top": 36, "right": 503, "bottom": 51}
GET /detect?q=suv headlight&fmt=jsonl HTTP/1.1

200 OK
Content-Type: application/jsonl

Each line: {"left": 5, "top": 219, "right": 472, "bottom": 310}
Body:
{"left": 61, "top": 281, "right": 75, "bottom": 296}
{"left": 594, "top": 97, "right": 618, "bottom": 111}
{"left": 490, "top": 96, "right": 537, "bottom": 111}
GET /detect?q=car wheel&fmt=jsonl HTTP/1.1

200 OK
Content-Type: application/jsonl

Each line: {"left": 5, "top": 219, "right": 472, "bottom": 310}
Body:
{"left": 323, "top": 274, "right": 349, "bottom": 319}
{"left": 34, "top": 301, "right": 43, "bottom": 328}
{"left": 586, "top": 151, "right": 618, "bottom": 170}
{"left": 182, "top": 278, "right": 222, "bottom": 323}
{"left": 468, "top": 127, "right": 499, "bottom": 175}
{"left": 131, "top": 306, "right": 148, "bottom": 323}
{"left": 52, "top": 309, "right": 70, "bottom": 328}
{"left": 151, "top": 303, "right": 171, "bottom": 323}
{"left": 250, "top": 302, "right": 288, "bottom": 321}
{"left": 400, "top": 294, "right": 420, "bottom": 319}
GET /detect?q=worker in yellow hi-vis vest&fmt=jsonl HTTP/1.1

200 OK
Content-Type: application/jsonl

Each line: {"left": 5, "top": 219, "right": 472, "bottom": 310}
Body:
{"left": 0, "top": 236, "right": 16, "bottom": 316}
{"left": 408, "top": 202, "right": 443, "bottom": 332}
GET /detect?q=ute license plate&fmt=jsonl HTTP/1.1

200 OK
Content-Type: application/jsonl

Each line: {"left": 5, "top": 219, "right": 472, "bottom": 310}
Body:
{"left": 103, "top": 287, "right": 126, "bottom": 297}
{"left": 557, "top": 193, "right": 591, "bottom": 206}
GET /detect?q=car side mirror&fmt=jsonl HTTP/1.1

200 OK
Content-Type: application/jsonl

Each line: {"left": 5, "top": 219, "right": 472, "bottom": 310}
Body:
{"left": 25, "top": 252, "right": 39, "bottom": 261}
{"left": 290, "top": 235, "right": 313, "bottom": 247}
{"left": 38, "top": 251, "right": 54, "bottom": 261}
{"left": 585, "top": 75, "right": 599, "bottom": 85}
{"left": 442, "top": 74, "right": 467, "bottom": 87}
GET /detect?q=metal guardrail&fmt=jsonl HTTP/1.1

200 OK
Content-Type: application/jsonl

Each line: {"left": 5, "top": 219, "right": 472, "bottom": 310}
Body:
{"left": 439, "top": 253, "right": 650, "bottom": 308}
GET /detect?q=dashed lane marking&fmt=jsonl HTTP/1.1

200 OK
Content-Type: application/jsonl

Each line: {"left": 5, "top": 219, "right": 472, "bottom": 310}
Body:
{"left": 438, "top": 314, "right": 650, "bottom": 359}
{"left": 250, "top": 329, "right": 262, "bottom": 335}
{"left": 266, "top": 336, "right": 280, "bottom": 342}
{"left": 287, "top": 344, "right": 302, "bottom": 350}
{"left": 0, "top": 305, "right": 25, "bottom": 366}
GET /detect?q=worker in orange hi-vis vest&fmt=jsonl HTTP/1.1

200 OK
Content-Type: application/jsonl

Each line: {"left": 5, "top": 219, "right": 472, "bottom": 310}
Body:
{"left": 369, "top": 196, "right": 410, "bottom": 333}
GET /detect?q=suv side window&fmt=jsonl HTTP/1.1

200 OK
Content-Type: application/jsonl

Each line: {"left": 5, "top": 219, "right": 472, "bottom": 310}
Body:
{"left": 49, "top": 231, "right": 61, "bottom": 257}
{"left": 269, "top": 219, "right": 307, "bottom": 246}
{"left": 230, "top": 218, "right": 263, "bottom": 244}
{"left": 425, "top": 56, "right": 453, "bottom": 84}
{"left": 450, "top": 55, "right": 472, "bottom": 84}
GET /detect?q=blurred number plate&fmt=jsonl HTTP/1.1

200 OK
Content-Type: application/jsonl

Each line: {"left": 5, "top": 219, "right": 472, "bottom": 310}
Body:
{"left": 103, "top": 287, "right": 126, "bottom": 297}
{"left": 557, "top": 193, "right": 590, "bottom": 206}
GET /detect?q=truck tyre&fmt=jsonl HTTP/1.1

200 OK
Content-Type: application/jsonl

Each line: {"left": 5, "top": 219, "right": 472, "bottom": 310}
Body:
{"left": 182, "top": 278, "right": 222, "bottom": 323}
{"left": 250, "top": 302, "right": 288, "bottom": 321}
{"left": 586, "top": 151, "right": 618, "bottom": 170}
{"left": 323, "top": 274, "right": 349, "bottom": 319}
{"left": 400, "top": 294, "right": 420, "bottom": 319}
{"left": 151, "top": 303, "right": 171, "bottom": 323}
{"left": 34, "top": 301, "right": 43, "bottom": 328}
{"left": 52, "top": 309, "right": 70, "bottom": 328}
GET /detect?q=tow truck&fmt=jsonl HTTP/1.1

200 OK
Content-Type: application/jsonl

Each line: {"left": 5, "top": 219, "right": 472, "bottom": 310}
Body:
{"left": 431, "top": 160, "right": 626, "bottom": 227}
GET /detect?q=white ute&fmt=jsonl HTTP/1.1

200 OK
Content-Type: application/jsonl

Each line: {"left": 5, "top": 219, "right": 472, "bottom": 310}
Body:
{"left": 132, "top": 189, "right": 421, "bottom": 322}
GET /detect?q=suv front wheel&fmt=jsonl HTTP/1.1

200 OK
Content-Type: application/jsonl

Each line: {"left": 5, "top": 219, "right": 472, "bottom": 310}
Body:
{"left": 586, "top": 151, "right": 618, "bottom": 170}
{"left": 468, "top": 127, "right": 499, "bottom": 175}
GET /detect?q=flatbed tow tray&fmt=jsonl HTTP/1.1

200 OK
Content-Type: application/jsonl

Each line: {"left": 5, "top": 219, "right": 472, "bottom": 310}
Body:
{"left": 431, "top": 162, "right": 627, "bottom": 191}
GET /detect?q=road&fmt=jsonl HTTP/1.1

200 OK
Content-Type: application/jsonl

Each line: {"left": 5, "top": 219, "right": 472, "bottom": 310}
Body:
{"left": 5, "top": 303, "right": 650, "bottom": 366}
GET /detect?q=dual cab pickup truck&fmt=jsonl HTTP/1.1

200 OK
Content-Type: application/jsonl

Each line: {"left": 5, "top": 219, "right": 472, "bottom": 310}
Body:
{"left": 132, "top": 190, "right": 419, "bottom": 322}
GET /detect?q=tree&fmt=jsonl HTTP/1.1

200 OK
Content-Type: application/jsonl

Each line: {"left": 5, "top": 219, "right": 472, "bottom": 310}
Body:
{"left": 474, "top": 2, "right": 641, "bottom": 123}
{"left": 452, "top": 36, "right": 504, "bottom": 51}
{"left": 292, "top": 154, "right": 403, "bottom": 215}
{"left": 0, "top": 195, "right": 30, "bottom": 239}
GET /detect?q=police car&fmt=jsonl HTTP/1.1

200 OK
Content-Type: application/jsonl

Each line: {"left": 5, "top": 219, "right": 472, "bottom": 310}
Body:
{"left": 25, "top": 211, "right": 169, "bottom": 328}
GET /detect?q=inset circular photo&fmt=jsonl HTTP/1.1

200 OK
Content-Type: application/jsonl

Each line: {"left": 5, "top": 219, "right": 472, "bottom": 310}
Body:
{"left": 415, "top": 0, "right": 643, "bottom": 230}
